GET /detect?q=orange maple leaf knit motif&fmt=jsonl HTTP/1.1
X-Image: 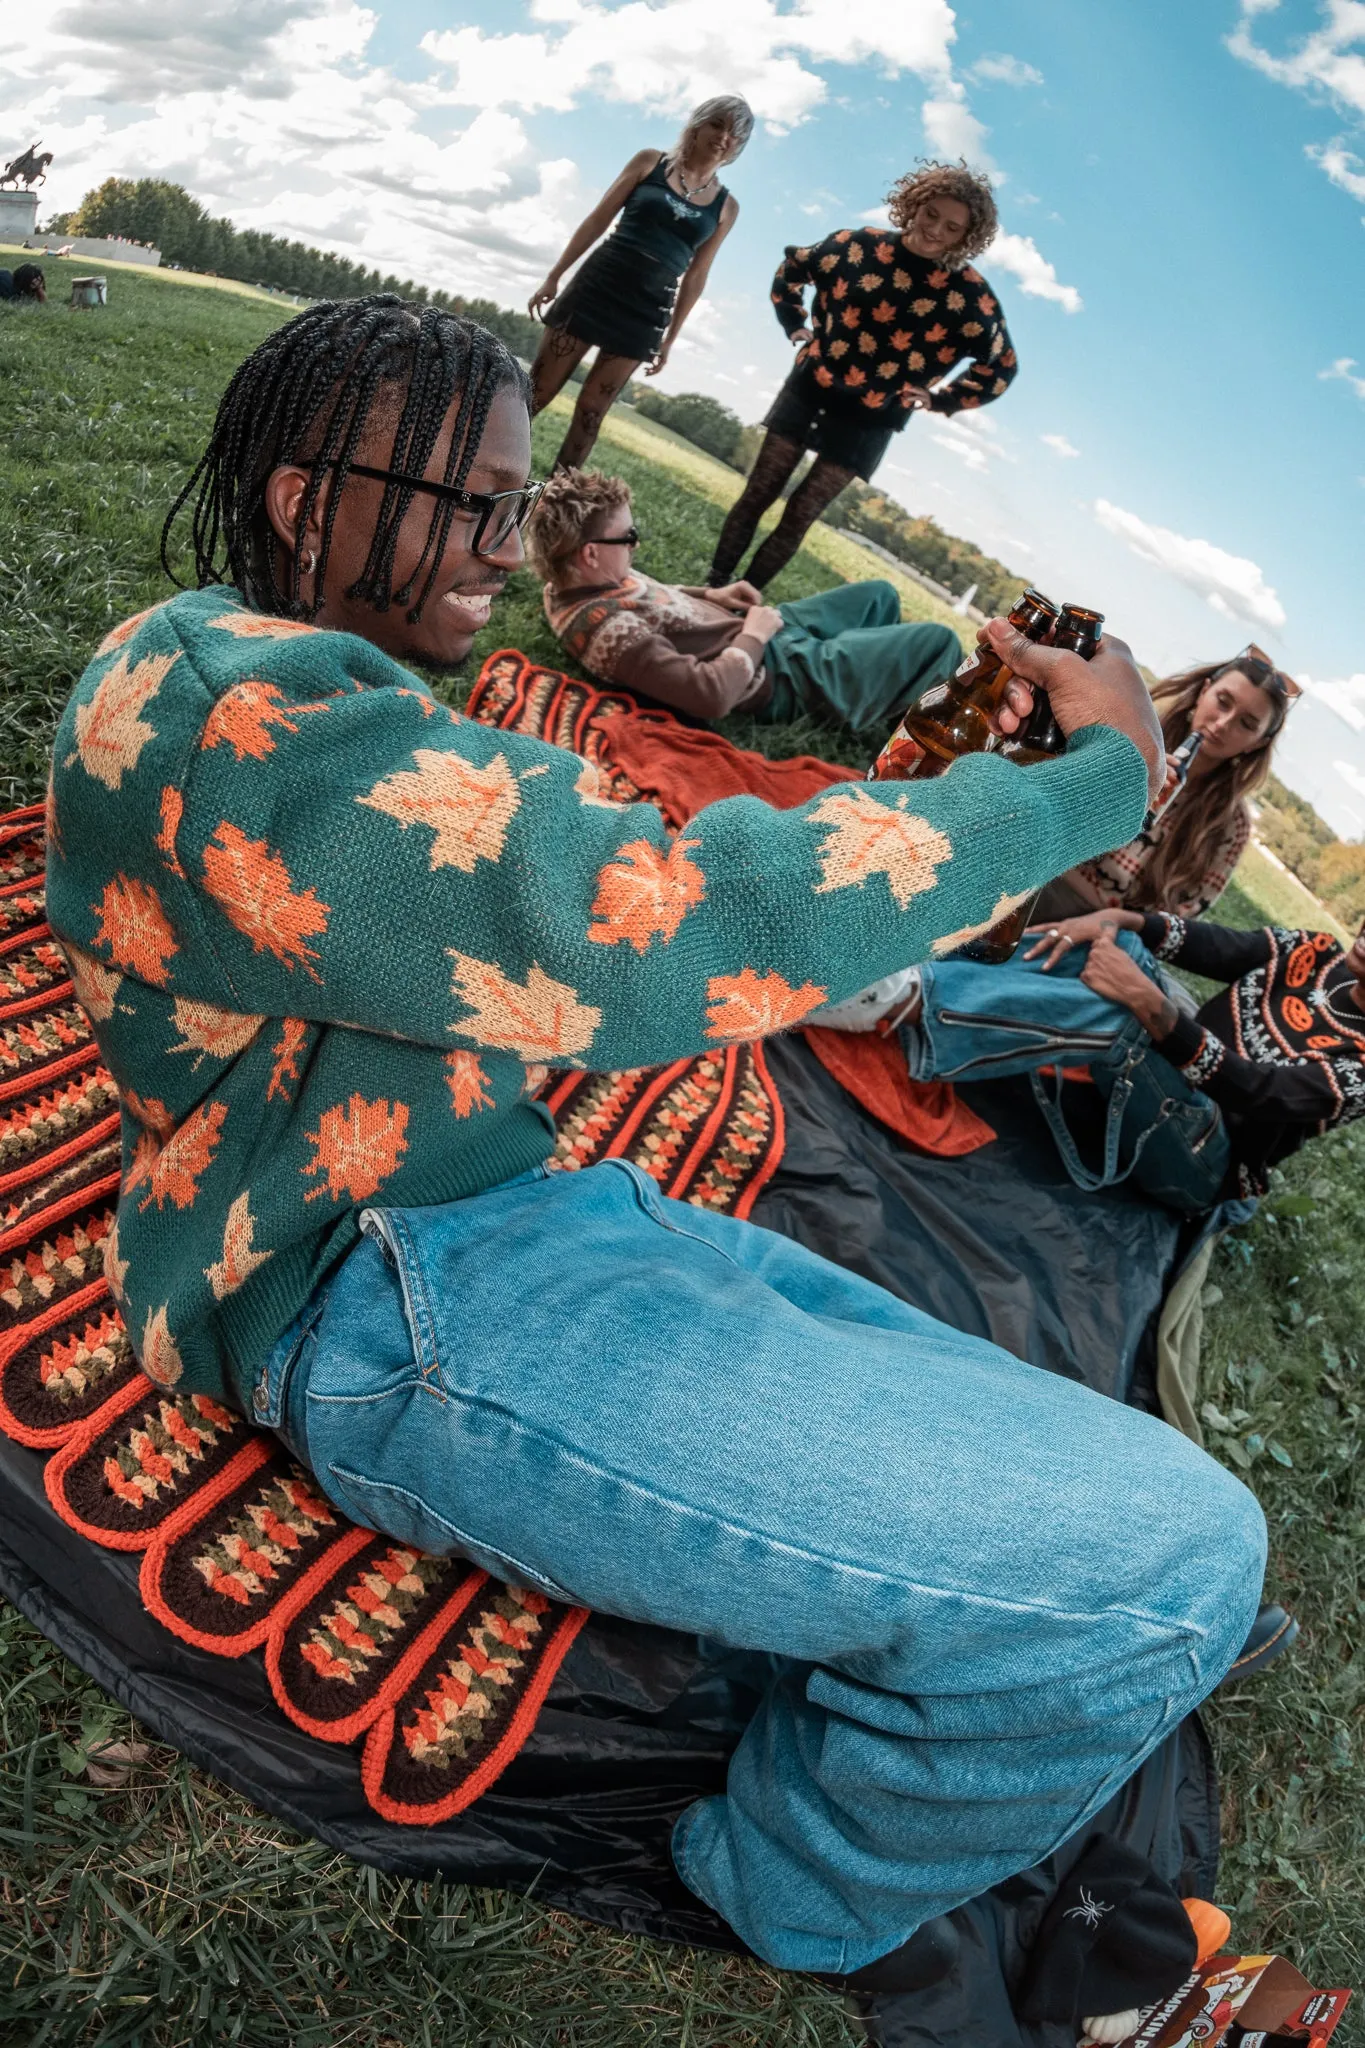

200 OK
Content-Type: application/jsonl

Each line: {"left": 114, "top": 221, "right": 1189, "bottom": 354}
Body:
{"left": 155, "top": 786, "right": 186, "bottom": 876}
{"left": 139, "top": 1101, "right": 229, "bottom": 1211}
{"left": 587, "top": 838, "right": 706, "bottom": 953}
{"left": 445, "top": 1050, "right": 494, "bottom": 1118}
{"left": 167, "top": 996, "right": 266, "bottom": 1063}
{"left": 202, "top": 822, "right": 329, "bottom": 976}
{"left": 123, "top": 1126, "right": 162, "bottom": 1196}
{"left": 124, "top": 1090, "right": 175, "bottom": 1138}
{"left": 93, "top": 875, "right": 179, "bottom": 986}
{"left": 205, "top": 1192, "right": 274, "bottom": 1300}
{"left": 358, "top": 749, "right": 522, "bottom": 872}
{"left": 809, "top": 788, "right": 952, "bottom": 910}
{"left": 266, "top": 1017, "right": 308, "bottom": 1102}
{"left": 705, "top": 967, "right": 827, "bottom": 1042}
{"left": 201, "top": 680, "right": 326, "bottom": 762}
{"left": 96, "top": 603, "right": 166, "bottom": 657}
{"left": 447, "top": 954, "right": 601, "bottom": 1063}
{"left": 302, "top": 1095, "right": 410, "bottom": 1203}
{"left": 71, "top": 649, "right": 179, "bottom": 790}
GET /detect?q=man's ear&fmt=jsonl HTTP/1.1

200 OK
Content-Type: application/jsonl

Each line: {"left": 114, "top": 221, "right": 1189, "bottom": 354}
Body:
{"left": 263, "top": 465, "right": 329, "bottom": 562}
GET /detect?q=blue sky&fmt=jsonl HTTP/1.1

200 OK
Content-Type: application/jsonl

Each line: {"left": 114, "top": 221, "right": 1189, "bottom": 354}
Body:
{"left": 8, "top": 0, "right": 1365, "bottom": 827}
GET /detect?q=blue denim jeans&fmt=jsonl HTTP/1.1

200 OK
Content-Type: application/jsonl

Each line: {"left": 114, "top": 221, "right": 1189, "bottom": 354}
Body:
{"left": 247, "top": 1155, "right": 1264, "bottom": 1973}
{"left": 903, "top": 934, "right": 1231, "bottom": 1213}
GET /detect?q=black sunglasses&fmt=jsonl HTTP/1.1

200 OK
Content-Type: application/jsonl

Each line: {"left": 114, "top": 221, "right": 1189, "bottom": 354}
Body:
{"left": 319, "top": 461, "right": 545, "bottom": 560}
{"left": 590, "top": 525, "right": 641, "bottom": 549}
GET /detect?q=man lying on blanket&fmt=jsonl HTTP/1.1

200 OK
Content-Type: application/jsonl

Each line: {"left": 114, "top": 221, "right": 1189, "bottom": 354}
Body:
{"left": 47, "top": 297, "right": 1264, "bottom": 2002}
{"left": 531, "top": 465, "right": 959, "bottom": 732}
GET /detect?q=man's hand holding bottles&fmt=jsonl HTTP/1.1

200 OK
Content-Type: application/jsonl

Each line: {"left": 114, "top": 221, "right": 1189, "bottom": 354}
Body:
{"left": 978, "top": 617, "right": 1165, "bottom": 802}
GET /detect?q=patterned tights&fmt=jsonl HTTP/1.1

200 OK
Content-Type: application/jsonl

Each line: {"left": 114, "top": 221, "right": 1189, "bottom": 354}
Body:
{"left": 529, "top": 326, "right": 641, "bottom": 471}
{"left": 709, "top": 432, "right": 856, "bottom": 589}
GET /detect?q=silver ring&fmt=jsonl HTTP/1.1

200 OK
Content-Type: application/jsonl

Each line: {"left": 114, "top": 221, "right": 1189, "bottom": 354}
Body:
{"left": 1047, "top": 928, "right": 1060, "bottom": 940}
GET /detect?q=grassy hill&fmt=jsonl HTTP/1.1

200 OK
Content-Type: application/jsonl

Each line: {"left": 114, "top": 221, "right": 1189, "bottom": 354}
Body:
{"left": 2, "top": 256, "right": 1362, "bottom": 2043}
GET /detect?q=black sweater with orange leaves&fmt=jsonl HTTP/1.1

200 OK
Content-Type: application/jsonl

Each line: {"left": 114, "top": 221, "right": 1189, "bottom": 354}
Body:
{"left": 770, "top": 229, "right": 1018, "bottom": 425}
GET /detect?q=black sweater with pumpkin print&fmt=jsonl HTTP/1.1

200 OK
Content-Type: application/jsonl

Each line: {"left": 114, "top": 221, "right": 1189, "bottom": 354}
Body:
{"left": 769, "top": 229, "right": 1018, "bottom": 423}
{"left": 1140, "top": 916, "right": 1365, "bottom": 1196}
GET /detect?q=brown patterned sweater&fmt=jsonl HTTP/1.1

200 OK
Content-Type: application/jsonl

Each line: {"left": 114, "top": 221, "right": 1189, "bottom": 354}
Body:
{"left": 770, "top": 230, "right": 1018, "bottom": 422}
{"left": 544, "top": 573, "right": 773, "bottom": 719}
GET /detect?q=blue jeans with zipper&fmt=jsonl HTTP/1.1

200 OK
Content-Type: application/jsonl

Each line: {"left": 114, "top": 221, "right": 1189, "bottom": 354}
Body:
{"left": 902, "top": 932, "right": 1230, "bottom": 1214}
{"left": 247, "top": 1147, "right": 1263, "bottom": 1974}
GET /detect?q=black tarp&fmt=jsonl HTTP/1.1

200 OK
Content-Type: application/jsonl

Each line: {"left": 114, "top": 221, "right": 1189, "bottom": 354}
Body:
{"left": 0, "top": 1035, "right": 1218, "bottom": 2040}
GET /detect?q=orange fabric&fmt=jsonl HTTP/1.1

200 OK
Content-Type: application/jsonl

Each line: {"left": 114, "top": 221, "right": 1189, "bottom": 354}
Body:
{"left": 803, "top": 1025, "right": 995, "bottom": 1157}
{"left": 597, "top": 709, "right": 860, "bottom": 829}
{"left": 1182, "top": 1899, "right": 1233, "bottom": 1968}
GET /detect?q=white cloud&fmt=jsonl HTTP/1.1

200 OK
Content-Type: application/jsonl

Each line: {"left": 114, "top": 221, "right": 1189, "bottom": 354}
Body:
{"left": 1321, "top": 356, "right": 1365, "bottom": 398}
{"left": 3, "top": 0, "right": 587, "bottom": 302}
{"left": 1306, "top": 138, "right": 1365, "bottom": 197}
{"left": 1093, "top": 498, "right": 1288, "bottom": 632}
{"left": 1040, "top": 431, "right": 1080, "bottom": 457}
{"left": 422, "top": 0, "right": 959, "bottom": 133}
{"left": 1229, "top": 2, "right": 1365, "bottom": 209}
{"left": 1301, "top": 671, "right": 1365, "bottom": 731}
{"left": 969, "top": 53, "right": 1043, "bottom": 87}
{"left": 920, "top": 85, "right": 993, "bottom": 165}
{"left": 984, "top": 229, "right": 1082, "bottom": 312}
{"left": 930, "top": 408, "right": 1012, "bottom": 473}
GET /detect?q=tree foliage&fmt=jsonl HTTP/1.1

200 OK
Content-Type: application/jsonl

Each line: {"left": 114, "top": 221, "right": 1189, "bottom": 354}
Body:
{"left": 632, "top": 388, "right": 746, "bottom": 467}
{"left": 55, "top": 179, "right": 542, "bottom": 363}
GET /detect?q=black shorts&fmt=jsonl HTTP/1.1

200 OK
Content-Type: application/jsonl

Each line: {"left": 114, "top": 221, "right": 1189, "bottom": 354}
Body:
{"left": 764, "top": 362, "right": 902, "bottom": 480}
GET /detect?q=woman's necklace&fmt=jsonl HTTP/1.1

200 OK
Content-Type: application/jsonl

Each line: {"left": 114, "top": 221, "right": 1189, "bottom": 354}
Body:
{"left": 669, "top": 153, "right": 717, "bottom": 203}
{"left": 1321, "top": 975, "right": 1365, "bottom": 1032}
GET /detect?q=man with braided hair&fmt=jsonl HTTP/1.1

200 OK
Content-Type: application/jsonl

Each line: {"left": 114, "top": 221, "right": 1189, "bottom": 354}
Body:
{"left": 711, "top": 161, "right": 1017, "bottom": 591}
{"left": 48, "top": 295, "right": 1264, "bottom": 2004}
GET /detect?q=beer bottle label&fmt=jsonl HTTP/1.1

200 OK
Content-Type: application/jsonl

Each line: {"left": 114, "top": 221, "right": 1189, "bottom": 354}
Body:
{"left": 871, "top": 730, "right": 929, "bottom": 779}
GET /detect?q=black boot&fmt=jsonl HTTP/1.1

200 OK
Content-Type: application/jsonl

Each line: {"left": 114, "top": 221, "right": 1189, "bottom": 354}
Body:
{"left": 1223, "top": 1599, "right": 1298, "bottom": 1682}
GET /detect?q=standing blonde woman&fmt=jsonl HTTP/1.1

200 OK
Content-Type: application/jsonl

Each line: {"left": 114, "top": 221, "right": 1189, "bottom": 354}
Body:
{"left": 527, "top": 95, "right": 751, "bottom": 470}
{"left": 1037, "top": 645, "right": 1299, "bottom": 926}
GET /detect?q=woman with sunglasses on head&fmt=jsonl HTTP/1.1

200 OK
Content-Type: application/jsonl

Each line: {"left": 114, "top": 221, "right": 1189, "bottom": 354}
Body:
{"left": 527, "top": 96, "right": 751, "bottom": 473}
{"left": 1035, "top": 646, "right": 1297, "bottom": 928}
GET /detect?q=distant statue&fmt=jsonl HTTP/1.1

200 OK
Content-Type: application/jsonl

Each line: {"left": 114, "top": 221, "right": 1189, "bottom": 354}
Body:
{"left": 1, "top": 143, "right": 54, "bottom": 191}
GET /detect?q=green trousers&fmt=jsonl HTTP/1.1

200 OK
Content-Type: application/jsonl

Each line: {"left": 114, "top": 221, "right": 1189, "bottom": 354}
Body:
{"left": 761, "top": 579, "right": 961, "bottom": 735}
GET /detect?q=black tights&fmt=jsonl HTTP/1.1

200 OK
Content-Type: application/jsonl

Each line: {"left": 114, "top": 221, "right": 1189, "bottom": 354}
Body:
{"left": 709, "top": 432, "right": 856, "bottom": 589}
{"left": 528, "top": 326, "right": 641, "bottom": 471}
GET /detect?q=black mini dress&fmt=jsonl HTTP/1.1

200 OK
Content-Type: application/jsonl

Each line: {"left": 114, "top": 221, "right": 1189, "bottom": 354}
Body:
{"left": 545, "top": 154, "right": 726, "bottom": 362}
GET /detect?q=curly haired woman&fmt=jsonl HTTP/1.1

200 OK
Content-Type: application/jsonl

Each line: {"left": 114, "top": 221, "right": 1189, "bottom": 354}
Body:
{"left": 527, "top": 95, "right": 751, "bottom": 472}
{"left": 709, "top": 160, "right": 1017, "bottom": 591}
{"left": 1037, "top": 645, "right": 1298, "bottom": 925}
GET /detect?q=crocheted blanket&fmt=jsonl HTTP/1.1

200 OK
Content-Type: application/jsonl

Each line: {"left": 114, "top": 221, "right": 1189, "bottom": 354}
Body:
{"left": 0, "top": 662, "right": 787, "bottom": 1825}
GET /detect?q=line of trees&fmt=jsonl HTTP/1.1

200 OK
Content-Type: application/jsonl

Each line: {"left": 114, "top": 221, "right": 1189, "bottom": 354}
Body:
{"left": 44, "top": 179, "right": 542, "bottom": 364}
{"left": 1256, "top": 776, "right": 1365, "bottom": 924}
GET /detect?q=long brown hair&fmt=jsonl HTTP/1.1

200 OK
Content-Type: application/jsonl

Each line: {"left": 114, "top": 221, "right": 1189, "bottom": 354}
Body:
{"left": 1132, "top": 656, "right": 1292, "bottom": 911}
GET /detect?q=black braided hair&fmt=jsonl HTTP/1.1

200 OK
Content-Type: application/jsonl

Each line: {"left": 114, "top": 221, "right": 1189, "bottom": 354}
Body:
{"left": 160, "top": 295, "right": 530, "bottom": 622}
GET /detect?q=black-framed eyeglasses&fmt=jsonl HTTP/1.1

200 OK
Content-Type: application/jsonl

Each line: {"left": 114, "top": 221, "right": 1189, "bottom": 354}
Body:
{"left": 319, "top": 461, "right": 545, "bottom": 559}
{"left": 590, "top": 525, "right": 641, "bottom": 549}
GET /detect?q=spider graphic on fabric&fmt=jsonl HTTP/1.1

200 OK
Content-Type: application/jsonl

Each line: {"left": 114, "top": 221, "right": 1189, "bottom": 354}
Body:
{"left": 1063, "top": 1888, "right": 1115, "bottom": 1931}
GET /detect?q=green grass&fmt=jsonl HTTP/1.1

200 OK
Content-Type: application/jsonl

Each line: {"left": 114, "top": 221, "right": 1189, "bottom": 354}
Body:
{"left": 1, "top": 258, "right": 1361, "bottom": 2044}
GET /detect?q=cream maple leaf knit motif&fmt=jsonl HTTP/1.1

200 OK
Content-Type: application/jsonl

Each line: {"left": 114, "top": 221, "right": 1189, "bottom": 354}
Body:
{"left": 64, "top": 944, "right": 123, "bottom": 1022}
{"left": 810, "top": 787, "right": 952, "bottom": 910}
{"left": 168, "top": 997, "right": 266, "bottom": 1063}
{"left": 929, "top": 890, "right": 1036, "bottom": 957}
{"left": 140, "top": 1303, "right": 184, "bottom": 1387}
{"left": 205, "top": 1193, "right": 274, "bottom": 1300}
{"left": 358, "top": 749, "right": 522, "bottom": 873}
{"left": 447, "top": 953, "right": 602, "bottom": 1062}
{"left": 102, "top": 1213, "right": 129, "bottom": 1302}
{"left": 71, "top": 650, "right": 180, "bottom": 791}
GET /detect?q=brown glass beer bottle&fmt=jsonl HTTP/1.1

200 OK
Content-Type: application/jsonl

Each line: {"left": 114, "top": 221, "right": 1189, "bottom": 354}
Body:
{"left": 869, "top": 587, "right": 1059, "bottom": 782}
{"left": 957, "top": 602, "right": 1105, "bottom": 961}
